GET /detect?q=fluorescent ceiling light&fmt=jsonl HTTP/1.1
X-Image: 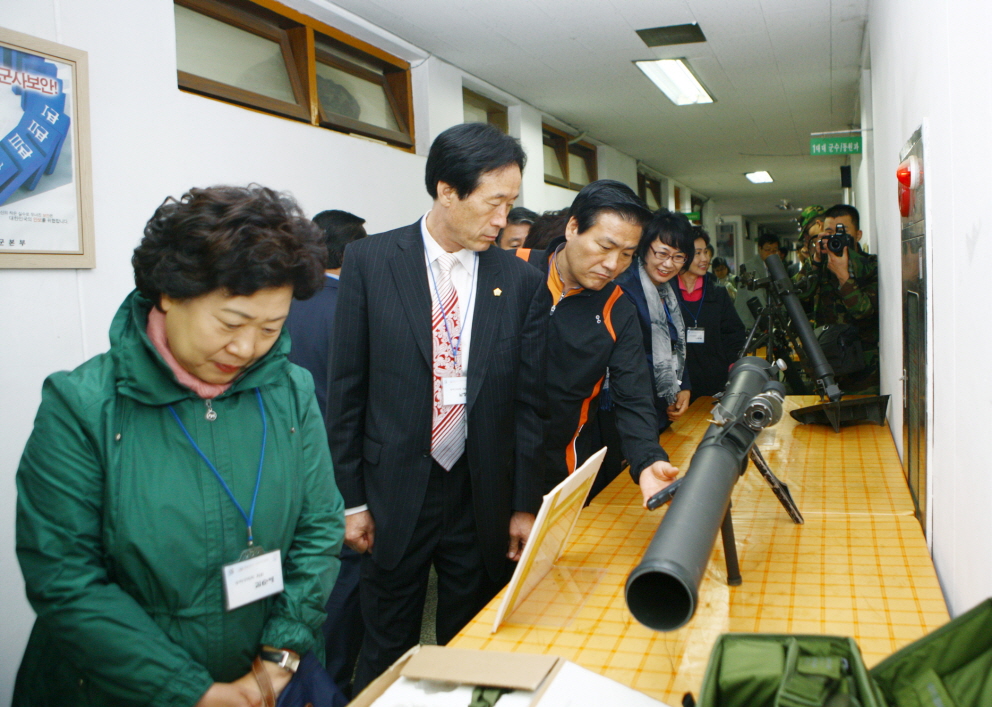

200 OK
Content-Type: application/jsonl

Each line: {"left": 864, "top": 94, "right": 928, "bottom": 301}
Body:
{"left": 635, "top": 59, "right": 713, "bottom": 106}
{"left": 745, "top": 171, "right": 774, "bottom": 183}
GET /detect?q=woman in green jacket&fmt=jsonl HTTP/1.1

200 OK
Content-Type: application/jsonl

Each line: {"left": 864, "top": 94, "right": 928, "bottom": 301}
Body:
{"left": 14, "top": 186, "right": 345, "bottom": 707}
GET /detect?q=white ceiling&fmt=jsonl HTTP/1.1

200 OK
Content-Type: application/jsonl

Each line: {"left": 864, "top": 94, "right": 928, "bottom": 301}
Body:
{"left": 330, "top": 0, "right": 868, "bottom": 234}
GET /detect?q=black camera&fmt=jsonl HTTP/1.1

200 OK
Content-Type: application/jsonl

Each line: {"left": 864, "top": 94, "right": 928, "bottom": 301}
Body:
{"left": 825, "top": 223, "right": 856, "bottom": 256}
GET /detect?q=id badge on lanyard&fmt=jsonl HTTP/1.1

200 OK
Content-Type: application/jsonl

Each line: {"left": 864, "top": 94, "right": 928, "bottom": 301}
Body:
{"left": 168, "top": 389, "right": 285, "bottom": 612}
{"left": 442, "top": 376, "right": 468, "bottom": 405}
{"left": 687, "top": 327, "right": 705, "bottom": 344}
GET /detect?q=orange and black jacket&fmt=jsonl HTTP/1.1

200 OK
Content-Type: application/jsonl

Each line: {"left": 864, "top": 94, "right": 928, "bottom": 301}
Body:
{"left": 517, "top": 237, "right": 668, "bottom": 491}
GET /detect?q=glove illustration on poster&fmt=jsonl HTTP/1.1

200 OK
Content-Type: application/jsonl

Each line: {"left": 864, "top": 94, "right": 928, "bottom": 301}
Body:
{"left": 0, "top": 28, "right": 94, "bottom": 268}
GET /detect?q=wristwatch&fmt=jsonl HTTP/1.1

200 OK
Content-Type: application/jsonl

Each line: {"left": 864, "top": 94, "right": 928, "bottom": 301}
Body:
{"left": 259, "top": 648, "right": 301, "bottom": 673}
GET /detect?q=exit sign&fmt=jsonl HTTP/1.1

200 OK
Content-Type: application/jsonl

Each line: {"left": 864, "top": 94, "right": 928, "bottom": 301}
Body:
{"left": 684, "top": 211, "right": 701, "bottom": 221}
{"left": 810, "top": 136, "right": 862, "bottom": 155}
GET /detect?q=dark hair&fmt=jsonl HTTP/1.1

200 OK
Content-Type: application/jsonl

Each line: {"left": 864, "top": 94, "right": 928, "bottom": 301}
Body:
{"left": 425, "top": 123, "right": 526, "bottom": 199}
{"left": 507, "top": 206, "right": 537, "bottom": 225}
{"left": 823, "top": 203, "right": 860, "bottom": 231}
{"left": 523, "top": 209, "right": 569, "bottom": 249}
{"left": 497, "top": 206, "right": 538, "bottom": 245}
{"left": 712, "top": 256, "right": 732, "bottom": 273}
{"left": 637, "top": 209, "right": 695, "bottom": 271}
{"left": 691, "top": 226, "right": 711, "bottom": 248}
{"left": 569, "top": 180, "right": 652, "bottom": 234}
{"left": 133, "top": 185, "right": 327, "bottom": 306}
{"left": 757, "top": 232, "right": 780, "bottom": 249}
{"left": 313, "top": 209, "right": 366, "bottom": 269}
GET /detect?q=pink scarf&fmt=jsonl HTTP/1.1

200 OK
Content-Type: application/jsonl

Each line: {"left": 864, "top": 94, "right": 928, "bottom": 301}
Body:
{"left": 146, "top": 306, "right": 232, "bottom": 399}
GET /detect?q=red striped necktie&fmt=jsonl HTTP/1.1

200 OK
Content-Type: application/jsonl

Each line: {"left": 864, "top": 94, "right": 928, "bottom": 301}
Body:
{"left": 430, "top": 252, "right": 465, "bottom": 470}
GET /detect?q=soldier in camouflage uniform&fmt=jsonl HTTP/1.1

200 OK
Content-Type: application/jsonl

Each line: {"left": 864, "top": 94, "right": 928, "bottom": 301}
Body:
{"left": 792, "top": 204, "right": 879, "bottom": 394}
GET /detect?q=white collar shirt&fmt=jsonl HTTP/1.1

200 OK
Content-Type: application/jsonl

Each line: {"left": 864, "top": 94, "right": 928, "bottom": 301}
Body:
{"left": 421, "top": 213, "right": 479, "bottom": 374}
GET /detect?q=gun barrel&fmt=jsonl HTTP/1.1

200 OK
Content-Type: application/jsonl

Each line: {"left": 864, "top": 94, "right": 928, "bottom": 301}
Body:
{"left": 763, "top": 253, "right": 842, "bottom": 402}
{"left": 625, "top": 357, "right": 778, "bottom": 631}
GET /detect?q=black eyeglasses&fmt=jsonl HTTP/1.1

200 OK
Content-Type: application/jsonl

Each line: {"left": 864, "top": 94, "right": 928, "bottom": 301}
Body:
{"left": 649, "top": 246, "right": 687, "bottom": 265}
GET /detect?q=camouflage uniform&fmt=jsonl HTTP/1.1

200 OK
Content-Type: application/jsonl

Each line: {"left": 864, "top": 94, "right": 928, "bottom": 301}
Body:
{"left": 793, "top": 245, "right": 879, "bottom": 393}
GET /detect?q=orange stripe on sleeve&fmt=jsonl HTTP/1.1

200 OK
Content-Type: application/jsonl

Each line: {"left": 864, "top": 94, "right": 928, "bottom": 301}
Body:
{"left": 602, "top": 286, "right": 624, "bottom": 342}
{"left": 565, "top": 376, "right": 605, "bottom": 474}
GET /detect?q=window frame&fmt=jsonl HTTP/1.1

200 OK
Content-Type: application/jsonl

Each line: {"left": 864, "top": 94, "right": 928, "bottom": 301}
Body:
{"left": 638, "top": 172, "right": 662, "bottom": 210}
{"left": 313, "top": 34, "right": 413, "bottom": 148}
{"left": 174, "top": 0, "right": 414, "bottom": 150}
{"left": 542, "top": 124, "right": 598, "bottom": 191}
{"left": 462, "top": 87, "right": 508, "bottom": 134}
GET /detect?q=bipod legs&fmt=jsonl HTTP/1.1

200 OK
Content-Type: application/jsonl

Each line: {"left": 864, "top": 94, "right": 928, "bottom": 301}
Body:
{"left": 749, "top": 447, "right": 804, "bottom": 524}
{"left": 721, "top": 504, "right": 742, "bottom": 586}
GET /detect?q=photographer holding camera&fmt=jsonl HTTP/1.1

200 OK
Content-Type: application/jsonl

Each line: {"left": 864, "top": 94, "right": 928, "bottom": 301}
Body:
{"left": 793, "top": 204, "right": 879, "bottom": 393}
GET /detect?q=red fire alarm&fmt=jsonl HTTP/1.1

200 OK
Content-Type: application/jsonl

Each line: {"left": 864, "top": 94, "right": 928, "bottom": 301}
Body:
{"left": 896, "top": 155, "right": 922, "bottom": 217}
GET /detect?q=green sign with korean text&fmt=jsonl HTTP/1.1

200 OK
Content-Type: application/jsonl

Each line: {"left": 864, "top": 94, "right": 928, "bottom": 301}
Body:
{"left": 810, "top": 136, "right": 862, "bottom": 156}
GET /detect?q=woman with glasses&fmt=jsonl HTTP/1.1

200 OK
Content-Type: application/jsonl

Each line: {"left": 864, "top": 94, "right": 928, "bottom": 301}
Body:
{"left": 615, "top": 209, "right": 696, "bottom": 431}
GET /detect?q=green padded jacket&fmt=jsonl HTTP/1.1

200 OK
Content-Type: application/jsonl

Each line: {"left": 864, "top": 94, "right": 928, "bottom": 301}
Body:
{"left": 13, "top": 291, "right": 344, "bottom": 707}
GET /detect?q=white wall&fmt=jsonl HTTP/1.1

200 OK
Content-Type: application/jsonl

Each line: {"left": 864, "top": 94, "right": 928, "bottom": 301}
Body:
{"left": 869, "top": 0, "right": 992, "bottom": 616}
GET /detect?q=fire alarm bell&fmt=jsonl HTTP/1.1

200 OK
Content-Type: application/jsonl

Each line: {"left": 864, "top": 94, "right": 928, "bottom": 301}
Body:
{"left": 896, "top": 155, "right": 922, "bottom": 217}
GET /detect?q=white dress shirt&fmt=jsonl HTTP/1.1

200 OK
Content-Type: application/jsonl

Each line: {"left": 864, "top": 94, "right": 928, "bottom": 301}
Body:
{"left": 420, "top": 213, "right": 479, "bottom": 374}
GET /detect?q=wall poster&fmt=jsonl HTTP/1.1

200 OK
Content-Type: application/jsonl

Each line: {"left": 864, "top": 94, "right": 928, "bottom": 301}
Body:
{"left": 0, "top": 27, "right": 94, "bottom": 268}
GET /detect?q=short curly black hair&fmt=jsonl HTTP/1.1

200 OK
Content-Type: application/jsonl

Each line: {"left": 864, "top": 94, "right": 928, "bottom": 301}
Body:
{"left": 133, "top": 185, "right": 327, "bottom": 306}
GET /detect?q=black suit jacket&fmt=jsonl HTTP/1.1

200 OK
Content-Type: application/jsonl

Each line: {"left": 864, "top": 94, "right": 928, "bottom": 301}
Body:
{"left": 326, "top": 220, "right": 549, "bottom": 579}
{"left": 284, "top": 275, "right": 339, "bottom": 419}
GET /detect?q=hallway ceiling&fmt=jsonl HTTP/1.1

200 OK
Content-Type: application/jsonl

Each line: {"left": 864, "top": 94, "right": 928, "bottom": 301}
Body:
{"left": 330, "top": 0, "right": 868, "bottom": 234}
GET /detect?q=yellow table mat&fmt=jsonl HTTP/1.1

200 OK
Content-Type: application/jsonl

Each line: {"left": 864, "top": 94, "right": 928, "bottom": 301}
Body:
{"left": 450, "top": 396, "right": 948, "bottom": 704}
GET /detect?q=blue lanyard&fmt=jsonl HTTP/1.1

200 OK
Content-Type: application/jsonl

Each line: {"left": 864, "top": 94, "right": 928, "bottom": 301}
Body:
{"left": 681, "top": 275, "right": 707, "bottom": 326}
{"left": 168, "top": 389, "right": 268, "bottom": 547}
{"left": 426, "top": 249, "right": 478, "bottom": 362}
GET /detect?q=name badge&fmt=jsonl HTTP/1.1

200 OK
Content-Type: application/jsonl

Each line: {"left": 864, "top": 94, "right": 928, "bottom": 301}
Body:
{"left": 223, "top": 549, "right": 284, "bottom": 611}
{"left": 687, "top": 327, "right": 706, "bottom": 344}
{"left": 442, "top": 376, "right": 468, "bottom": 406}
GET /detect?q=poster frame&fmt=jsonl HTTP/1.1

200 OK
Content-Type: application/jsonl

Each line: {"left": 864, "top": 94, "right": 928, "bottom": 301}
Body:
{"left": 0, "top": 27, "right": 95, "bottom": 269}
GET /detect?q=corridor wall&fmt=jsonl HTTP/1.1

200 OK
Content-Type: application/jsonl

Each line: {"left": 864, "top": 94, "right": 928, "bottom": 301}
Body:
{"left": 868, "top": 0, "right": 992, "bottom": 616}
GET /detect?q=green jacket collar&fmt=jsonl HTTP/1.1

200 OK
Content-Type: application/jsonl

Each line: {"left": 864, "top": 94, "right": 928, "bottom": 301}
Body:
{"left": 111, "top": 290, "right": 291, "bottom": 405}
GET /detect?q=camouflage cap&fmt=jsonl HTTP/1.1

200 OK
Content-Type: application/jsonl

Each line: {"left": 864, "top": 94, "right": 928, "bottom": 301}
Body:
{"left": 799, "top": 205, "right": 826, "bottom": 230}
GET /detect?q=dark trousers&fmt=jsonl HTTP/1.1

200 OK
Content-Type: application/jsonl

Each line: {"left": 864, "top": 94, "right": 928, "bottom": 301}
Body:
{"left": 352, "top": 456, "right": 498, "bottom": 693}
{"left": 321, "top": 545, "right": 363, "bottom": 697}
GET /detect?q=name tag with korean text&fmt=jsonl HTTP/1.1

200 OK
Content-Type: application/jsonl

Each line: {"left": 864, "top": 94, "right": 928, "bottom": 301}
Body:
{"left": 223, "top": 549, "right": 284, "bottom": 611}
{"left": 442, "top": 376, "right": 468, "bottom": 406}
{"left": 687, "top": 327, "right": 706, "bottom": 344}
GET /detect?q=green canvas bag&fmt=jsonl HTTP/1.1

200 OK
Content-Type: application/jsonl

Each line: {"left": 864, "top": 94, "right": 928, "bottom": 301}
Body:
{"left": 695, "top": 598, "right": 992, "bottom": 707}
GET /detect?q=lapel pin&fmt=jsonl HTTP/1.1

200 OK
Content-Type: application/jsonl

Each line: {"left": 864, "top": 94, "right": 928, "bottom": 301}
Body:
{"left": 493, "top": 288, "right": 502, "bottom": 297}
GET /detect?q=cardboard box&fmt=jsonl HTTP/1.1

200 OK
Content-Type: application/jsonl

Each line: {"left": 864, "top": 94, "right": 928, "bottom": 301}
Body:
{"left": 351, "top": 645, "right": 673, "bottom": 707}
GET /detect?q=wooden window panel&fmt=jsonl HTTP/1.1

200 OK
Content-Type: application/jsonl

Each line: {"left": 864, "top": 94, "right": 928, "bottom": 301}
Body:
{"left": 542, "top": 127, "right": 569, "bottom": 189}
{"left": 543, "top": 124, "right": 598, "bottom": 191}
{"left": 463, "top": 88, "right": 508, "bottom": 134}
{"left": 174, "top": 0, "right": 414, "bottom": 150}
{"left": 175, "top": 0, "right": 309, "bottom": 122}
{"left": 314, "top": 36, "right": 412, "bottom": 147}
{"left": 638, "top": 173, "right": 662, "bottom": 211}
{"left": 567, "top": 141, "right": 597, "bottom": 190}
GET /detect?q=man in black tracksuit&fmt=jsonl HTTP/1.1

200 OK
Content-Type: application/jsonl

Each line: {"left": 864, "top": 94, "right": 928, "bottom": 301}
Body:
{"left": 517, "top": 181, "right": 679, "bottom": 505}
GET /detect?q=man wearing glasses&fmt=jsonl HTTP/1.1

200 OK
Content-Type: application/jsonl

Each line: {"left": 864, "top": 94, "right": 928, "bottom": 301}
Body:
{"left": 515, "top": 180, "right": 680, "bottom": 505}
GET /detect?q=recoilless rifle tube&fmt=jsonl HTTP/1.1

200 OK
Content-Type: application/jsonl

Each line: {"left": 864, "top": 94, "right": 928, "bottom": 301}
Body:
{"left": 762, "top": 253, "right": 842, "bottom": 402}
{"left": 625, "top": 357, "right": 785, "bottom": 631}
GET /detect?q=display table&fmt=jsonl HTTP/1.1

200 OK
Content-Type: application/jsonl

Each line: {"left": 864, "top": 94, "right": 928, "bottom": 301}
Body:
{"left": 449, "top": 396, "right": 949, "bottom": 704}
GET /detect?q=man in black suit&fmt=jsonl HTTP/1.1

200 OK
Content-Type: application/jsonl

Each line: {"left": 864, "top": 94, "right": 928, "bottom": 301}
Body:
{"left": 327, "top": 123, "right": 548, "bottom": 691}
